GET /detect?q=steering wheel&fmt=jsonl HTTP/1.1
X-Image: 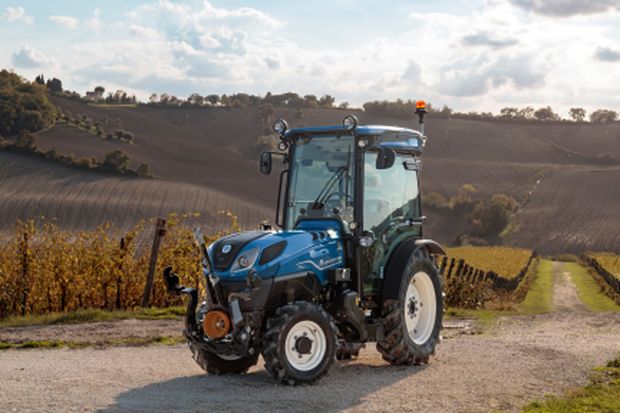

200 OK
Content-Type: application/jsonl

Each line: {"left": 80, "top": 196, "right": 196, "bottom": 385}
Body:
{"left": 324, "top": 192, "right": 353, "bottom": 212}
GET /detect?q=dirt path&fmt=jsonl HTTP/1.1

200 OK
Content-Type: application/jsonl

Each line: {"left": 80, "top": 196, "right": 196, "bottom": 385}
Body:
{"left": 551, "top": 261, "right": 588, "bottom": 313}
{"left": 1, "top": 261, "right": 619, "bottom": 413}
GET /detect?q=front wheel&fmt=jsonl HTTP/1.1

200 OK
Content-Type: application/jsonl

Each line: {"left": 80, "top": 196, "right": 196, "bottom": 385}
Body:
{"left": 262, "top": 301, "right": 338, "bottom": 385}
{"left": 377, "top": 256, "right": 443, "bottom": 365}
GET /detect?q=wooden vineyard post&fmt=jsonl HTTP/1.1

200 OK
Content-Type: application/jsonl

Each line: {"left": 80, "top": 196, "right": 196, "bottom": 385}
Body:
{"left": 20, "top": 231, "right": 30, "bottom": 316}
{"left": 439, "top": 256, "right": 448, "bottom": 275}
{"left": 141, "top": 218, "right": 167, "bottom": 307}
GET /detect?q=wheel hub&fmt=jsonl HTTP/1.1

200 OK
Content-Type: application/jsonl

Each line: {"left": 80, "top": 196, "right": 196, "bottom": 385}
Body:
{"left": 294, "top": 336, "right": 313, "bottom": 355}
{"left": 408, "top": 297, "right": 418, "bottom": 318}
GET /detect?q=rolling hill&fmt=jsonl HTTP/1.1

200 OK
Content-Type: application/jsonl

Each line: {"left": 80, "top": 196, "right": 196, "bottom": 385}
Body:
{"left": 1, "top": 95, "right": 619, "bottom": 254}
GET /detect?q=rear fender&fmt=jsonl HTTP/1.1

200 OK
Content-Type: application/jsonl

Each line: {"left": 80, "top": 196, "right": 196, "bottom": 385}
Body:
{"left": 381, "top": 239, "right": 445, "bottom": 301}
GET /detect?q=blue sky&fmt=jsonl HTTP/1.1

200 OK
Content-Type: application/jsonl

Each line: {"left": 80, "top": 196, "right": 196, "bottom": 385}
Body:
{"left": 2, "top": 0, "right": 620, "bottom": 114}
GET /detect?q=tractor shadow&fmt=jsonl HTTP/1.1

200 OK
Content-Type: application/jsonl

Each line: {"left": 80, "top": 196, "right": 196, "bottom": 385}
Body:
{"left": 97, "top": 358, "right": 428, "bottom": 412}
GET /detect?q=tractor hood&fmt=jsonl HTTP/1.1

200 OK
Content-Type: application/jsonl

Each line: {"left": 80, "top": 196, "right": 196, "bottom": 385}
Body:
{"left": 207, "top": 220, "right": 345, "bottom": 284}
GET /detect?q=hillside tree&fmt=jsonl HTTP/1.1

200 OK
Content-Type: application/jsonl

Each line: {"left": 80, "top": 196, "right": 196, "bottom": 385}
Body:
{"left": 319, "top": 95, "right": 335, "bottom": 108}
{"left": 46, "top": 78, "right": 63, "bottom": 93}
{"left": 534, "top": 106, "right": 560, "bottom": 121}
{"left": 517, "top": 106, "right": 535, "bottom": 120}
{"left": 569, "top": 107, "right": 586, "bottom": 122}
{"left": 205, "top": 94, "right": 219, "bottom": 106}
{"left": 0, "top": 70, "right": 56, "bottom": 135}
{"left": 589, "top": 109, "right": 618, "bottom": 123}
{"left": 187, "top": 93, "right": 204, "bottom": 106}
{"left": 500, "top": 107, "right": 519, "bottom": 118}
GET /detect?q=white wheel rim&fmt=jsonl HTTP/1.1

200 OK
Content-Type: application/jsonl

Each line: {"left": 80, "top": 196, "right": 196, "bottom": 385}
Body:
{"left": 404, "top": 271, "right": 437, "bottom": 345}
{"left": 284, "top": 320, "right": 326, "bottom": 372}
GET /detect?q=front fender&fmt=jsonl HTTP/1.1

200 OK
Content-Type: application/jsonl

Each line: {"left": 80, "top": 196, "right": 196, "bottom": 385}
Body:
{"left": 381, "top": 238, "right": 445, "bottom": 301}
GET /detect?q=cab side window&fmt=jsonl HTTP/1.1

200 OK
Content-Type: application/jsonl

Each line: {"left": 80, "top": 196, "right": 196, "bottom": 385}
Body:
{"left": 363, "top": 152, "right": 419, "bottom": 232}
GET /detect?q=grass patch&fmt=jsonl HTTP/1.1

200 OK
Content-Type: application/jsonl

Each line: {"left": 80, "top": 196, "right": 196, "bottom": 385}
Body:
{"left": 518, "top": 259, "right": 554, "bottom": 314}
{"left": 0, "top": 335, "right": 184, "bottom": 351}
{"left": 0, "top": 306, "right": 185, "bottom": 328}
{"left": 520, "top": 356, "right": 620, "bottom": 413}
{"left": 566, "top": 263, "right": 620, "bottom": 312}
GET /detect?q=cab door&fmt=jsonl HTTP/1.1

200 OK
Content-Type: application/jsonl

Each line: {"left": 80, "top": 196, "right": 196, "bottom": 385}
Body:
{"left": 361, "top": 150, "right": 422, "bottom": 296}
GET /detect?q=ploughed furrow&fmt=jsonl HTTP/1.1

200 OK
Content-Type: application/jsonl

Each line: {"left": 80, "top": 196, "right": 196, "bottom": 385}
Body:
{"left": 505, "top": 166, "right": 620, "bottom": 254}
{"left": 0, "top": 152, "right": 270, "bottom": 234}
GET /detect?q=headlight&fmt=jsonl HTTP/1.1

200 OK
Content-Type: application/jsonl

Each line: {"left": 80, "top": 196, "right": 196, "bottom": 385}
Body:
{"left": 238, "top": 255, "right": 250, "bottom": 268}
{"left": 230, "top": 248, "right": 260, "bottom": 272}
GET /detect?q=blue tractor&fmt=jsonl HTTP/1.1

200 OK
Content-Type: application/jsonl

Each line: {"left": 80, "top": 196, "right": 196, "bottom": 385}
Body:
{"left": 164, "top": 102, "right": 445, "bottom": 384}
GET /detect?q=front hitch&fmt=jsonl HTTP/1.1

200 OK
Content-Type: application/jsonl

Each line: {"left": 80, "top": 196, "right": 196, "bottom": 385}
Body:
{"left": 163, "top": 266, "right": 198, "bottom": 338}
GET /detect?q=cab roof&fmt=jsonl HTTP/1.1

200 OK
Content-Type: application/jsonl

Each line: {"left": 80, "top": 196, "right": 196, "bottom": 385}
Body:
{"left": 283, "top": 124, "right": 422, "bottom": 139}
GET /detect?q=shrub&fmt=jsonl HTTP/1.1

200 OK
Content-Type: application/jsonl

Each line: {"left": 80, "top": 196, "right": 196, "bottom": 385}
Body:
{"left": 77, "top": 157, "right": 98, "bottom": 169}
{"left": 423, "top": 192, "right": 449, "bottom": 210}
{"left": 103, "top": 150, "right": 131, "bottom": 173}
{"left": 467, "top": 194, "right": 519, "bottom": 239}
{"left": 136, "top": 163, "right": 154, "bottom": 178}
{"left": 16, "top": 131, "right": 36, "bottom": 149}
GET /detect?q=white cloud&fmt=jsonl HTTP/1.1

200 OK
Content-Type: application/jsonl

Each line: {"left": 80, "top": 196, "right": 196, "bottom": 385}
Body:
{"left": 49, "top": 15, "right": 79, "bottom": 29}
{"left": 2, "top": 6, "right": 33, "bottom": 24}
{"left": 129, "top": 25, "right": 159, "bottom": 39}
{"left": 87, "top": 9, "right": 102, "bottom": 31}
{"left": 11, "top": 45, "right": 57, "bottom": 68}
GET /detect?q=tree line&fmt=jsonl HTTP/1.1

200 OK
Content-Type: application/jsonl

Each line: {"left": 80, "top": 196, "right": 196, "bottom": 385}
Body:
{"left": 31, "top": 72, "right": 620, "bottom": 123}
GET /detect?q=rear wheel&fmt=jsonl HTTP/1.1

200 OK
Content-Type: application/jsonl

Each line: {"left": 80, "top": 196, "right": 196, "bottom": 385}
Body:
{"left": 377, "top": 256, "right": 443, "bottom": 365}
{"left": 189, "top": 342, "right": 258, "bottom": 375}
{"left": 262, "top": 301, "right": 338, "bottom": 385}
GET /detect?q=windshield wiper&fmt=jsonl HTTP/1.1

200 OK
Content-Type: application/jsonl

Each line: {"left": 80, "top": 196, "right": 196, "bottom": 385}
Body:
{"left": 311, "top": 167, "right": 346, "bottom": 210}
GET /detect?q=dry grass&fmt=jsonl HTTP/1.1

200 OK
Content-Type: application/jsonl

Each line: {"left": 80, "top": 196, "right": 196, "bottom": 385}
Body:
{"left": 446, "top": 246, "right": 533, "bottom": 278}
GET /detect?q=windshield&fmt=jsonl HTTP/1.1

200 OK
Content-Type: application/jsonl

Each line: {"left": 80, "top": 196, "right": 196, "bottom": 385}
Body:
{"left": 285, "top": 135, "right": 355, "bottom": 229}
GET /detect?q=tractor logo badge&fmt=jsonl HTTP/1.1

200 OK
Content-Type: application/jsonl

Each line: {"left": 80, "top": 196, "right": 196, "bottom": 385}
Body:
{"left": 309, "top": 248, "right": 328, "bottom": 259}
{"left": 222, "top": 244, "right": 232, "bottom": 254}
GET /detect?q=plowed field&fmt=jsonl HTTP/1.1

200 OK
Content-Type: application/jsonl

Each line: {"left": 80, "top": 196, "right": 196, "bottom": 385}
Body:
{"left": 2, "top": 96, "right": 618, "bottom": 252}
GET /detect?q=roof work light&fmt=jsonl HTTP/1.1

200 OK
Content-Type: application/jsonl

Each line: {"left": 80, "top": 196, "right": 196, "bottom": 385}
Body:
{"left": 273, "top": 119, "right": 288, "bottom": 135}
{"left": 342, "top": 114, "right": 358, "bottom": 130}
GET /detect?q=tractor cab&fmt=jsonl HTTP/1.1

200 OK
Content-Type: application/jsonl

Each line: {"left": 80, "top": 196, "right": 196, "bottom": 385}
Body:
{"left": 260, "top": 115, "right": 427, "bottom": 303}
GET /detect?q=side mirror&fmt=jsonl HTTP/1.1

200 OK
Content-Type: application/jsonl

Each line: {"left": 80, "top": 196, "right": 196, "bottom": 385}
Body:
{"left": 259, "top": 152, "right": 272, "bottom": 175}
{"left": 376, "top": 147, "right": 396, "bottom": 170}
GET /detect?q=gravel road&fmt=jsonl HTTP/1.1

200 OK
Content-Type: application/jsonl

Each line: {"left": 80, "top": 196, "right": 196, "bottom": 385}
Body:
{"left": 1, "top": 262, "right": 619, "bottom": 413}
